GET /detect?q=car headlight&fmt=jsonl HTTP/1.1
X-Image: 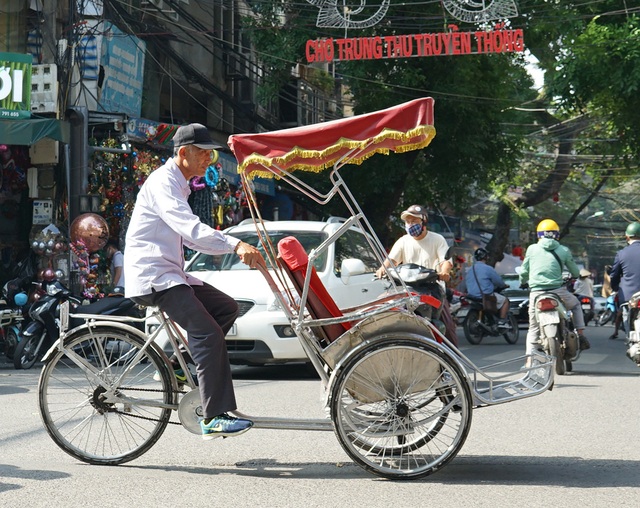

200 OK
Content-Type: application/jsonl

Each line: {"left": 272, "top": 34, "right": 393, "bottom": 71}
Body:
{"left": 274, "top": 324, "right": 296, "bottom": 338}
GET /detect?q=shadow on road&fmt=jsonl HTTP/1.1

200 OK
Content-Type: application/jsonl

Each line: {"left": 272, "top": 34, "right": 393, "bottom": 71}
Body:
{"left": 122, "top": 454, "right": 640, "bottom": 486}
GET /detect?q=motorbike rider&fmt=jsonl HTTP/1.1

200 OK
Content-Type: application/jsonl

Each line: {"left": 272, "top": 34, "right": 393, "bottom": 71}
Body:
{"left": 375, "top": 204, "right": 458, "bottom": 346}
{"left": 464, "top": 248, "right": 510, "bottom": 327}
{"left": 572, "top": 268, "right": 595, "bottom": 317}
{"left": 519, "top": 219, "right": 590, "bottom": 354}
{"left": 610, "top": 221, "right": 640, "bottom": 337}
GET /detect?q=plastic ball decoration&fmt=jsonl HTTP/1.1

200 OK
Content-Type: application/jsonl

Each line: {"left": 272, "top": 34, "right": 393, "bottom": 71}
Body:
{"left": 55, "top": 269, "right": 65, "bottom": 279}
{"left": 31, "top": 230, "right": 69, "bottom": 257}
{"left": 70, "top": 213, "right": 110, "bottom": 253}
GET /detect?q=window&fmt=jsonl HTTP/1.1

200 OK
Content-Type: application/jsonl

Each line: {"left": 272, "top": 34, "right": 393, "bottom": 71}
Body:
{"left": 187, "top": 230, "right": 328, "bottom": 273}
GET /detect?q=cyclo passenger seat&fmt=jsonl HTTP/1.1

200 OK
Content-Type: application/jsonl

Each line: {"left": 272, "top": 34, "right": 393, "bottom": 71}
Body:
{"left": 277, "top": 236, "right": 351, "bottom": 346}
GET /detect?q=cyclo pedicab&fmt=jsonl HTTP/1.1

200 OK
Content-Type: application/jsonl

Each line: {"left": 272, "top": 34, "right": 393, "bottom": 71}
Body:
{"left": 38, "top": 98, "right": 554, "bottom": 480}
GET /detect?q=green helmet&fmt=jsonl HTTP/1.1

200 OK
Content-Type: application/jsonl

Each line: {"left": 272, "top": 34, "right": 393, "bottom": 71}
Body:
{"left": 625, "top": 222, "right": 640, "bottom": 238}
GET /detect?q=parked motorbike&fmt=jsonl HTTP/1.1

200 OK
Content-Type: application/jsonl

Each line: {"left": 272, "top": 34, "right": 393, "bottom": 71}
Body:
{"left": 0, "top": 278, "right": 30, "bottom": 360}
{"left": 13, "top": 279, "right": 143, "bottom": 370}
{"left": 622, "top": 291, "right": 640, "bottom": 367}
{"left": 532, "top": 291, "right": 581, "bottom": 375}
{"left": 461, "top": 289, "right": 519, "bottom": 345}
{"left": 597, "top": 293, "right": 617, "bottom": 326}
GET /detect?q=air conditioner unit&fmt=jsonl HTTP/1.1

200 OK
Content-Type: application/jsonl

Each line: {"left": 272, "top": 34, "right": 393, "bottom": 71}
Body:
{"left": 29, "top": 138, "right": 59, "bottom": 165}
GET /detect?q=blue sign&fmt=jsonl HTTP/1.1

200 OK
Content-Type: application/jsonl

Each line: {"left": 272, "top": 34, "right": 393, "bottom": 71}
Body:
{"left": 218, "top": 152, "right": 274, "bottom": 196}
{"left": 99, "top": 23, "right": 145, "bottom": 117}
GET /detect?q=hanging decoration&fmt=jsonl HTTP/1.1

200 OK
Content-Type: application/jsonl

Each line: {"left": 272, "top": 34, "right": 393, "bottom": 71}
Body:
{"left": 30, "top": 228, "right": 68, "bottom": 257}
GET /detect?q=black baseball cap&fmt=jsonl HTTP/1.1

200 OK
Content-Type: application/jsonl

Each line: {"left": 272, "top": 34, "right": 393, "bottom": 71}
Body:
{"left": 172, "top": 123, "right": 223, "bottom": 150}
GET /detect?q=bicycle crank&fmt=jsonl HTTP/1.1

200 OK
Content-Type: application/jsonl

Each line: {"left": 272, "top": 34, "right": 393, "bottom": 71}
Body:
{"left": 177, "top": 388, "right": 204, "bottom": 434}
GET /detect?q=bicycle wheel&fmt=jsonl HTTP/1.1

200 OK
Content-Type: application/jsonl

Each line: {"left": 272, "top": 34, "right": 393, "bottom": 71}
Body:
{"left": 331, "top": 336, "right": 472, "bottom": 480}
{"left": 463, "top": 309, "right": 484, "bottom": 344}
{"left": 39, "top": 326, "right": 175, "bottom": 465}
{"left": 502, "top": 314, "right": 519, "bottom": 344}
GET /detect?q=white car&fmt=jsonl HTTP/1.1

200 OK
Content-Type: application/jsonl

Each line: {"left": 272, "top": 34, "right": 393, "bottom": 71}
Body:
{"left": 149, "top": 219, "right": 388, "bottom": 366}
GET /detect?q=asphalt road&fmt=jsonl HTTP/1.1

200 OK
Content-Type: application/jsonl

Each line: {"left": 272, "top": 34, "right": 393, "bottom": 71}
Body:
{"left": 1, "top": 324, "right": 638, "bottom": 508}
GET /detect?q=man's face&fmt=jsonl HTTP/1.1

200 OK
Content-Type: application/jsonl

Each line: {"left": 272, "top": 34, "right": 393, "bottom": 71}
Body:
{"left": 184, "top": 145, "right": 214, "bottom": 176}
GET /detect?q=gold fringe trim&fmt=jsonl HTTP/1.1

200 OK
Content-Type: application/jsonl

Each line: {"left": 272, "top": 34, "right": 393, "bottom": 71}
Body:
{"left": 238, "top": 125, "right": 436, "bottom": 179}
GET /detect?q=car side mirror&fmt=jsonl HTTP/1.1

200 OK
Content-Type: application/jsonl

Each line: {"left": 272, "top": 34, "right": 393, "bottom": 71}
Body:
{"left": 340, "top": 258, "right": 367, "bottom": 283}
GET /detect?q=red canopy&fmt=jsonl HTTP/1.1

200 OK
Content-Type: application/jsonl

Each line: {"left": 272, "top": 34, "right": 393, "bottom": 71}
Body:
{"left": 228, "top": 97, "right": 435, "bottom": 179}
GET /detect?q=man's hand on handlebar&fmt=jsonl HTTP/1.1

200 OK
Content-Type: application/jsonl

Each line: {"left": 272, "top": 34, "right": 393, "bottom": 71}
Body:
{"left": 519, "top": 282, "right": 529, "bottom": 290}
{"left": 438, "top": 272, "right": 451, "bottom": 283}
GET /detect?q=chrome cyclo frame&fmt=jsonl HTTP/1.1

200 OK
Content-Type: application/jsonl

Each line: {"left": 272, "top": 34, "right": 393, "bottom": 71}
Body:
{"left": 38, "top": 98, "right": 555, "bottom": 480}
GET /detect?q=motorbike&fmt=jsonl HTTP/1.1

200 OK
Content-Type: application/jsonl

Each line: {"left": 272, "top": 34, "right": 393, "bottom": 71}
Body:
{"left": 531, "top": 291, "right": 581, "bottom": 375}
{"left": 578, "top": 295, "right": 595, "bottom": 326}
{"left": 13, "top": 279, "right": 143, "bottom": 370}
{"left": 597, "top": 293, "right": 617, "bottom": 326}
{"left": 622, "top": 291, "right": 640, "bottom": 367}
{"left": 0, "top": 278, "right": 30, "bottom": 360}
{"left": 385, "top": 263, "right": 446, "bottom": 328}
{"left": 461, "top": 289, "right": 519, "bottom": 345}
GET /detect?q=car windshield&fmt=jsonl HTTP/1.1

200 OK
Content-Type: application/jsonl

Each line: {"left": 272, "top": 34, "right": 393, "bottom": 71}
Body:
{"left": 186, "top": 230, "right": 329, "bottom": 272}
{"left": 502, "top": 274, "right": 528, "bottom": 295}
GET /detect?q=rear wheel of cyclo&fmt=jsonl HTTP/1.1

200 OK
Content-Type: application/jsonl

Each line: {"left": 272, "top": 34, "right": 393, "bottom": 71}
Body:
{"left": 463, "top": 309, "right": 484, "bottom": 345}
{"left": 330, "top": 337, "right": 472, "bottom": 480}
{"left": 38, "top": 327, "right": 175, "bottom": 465}
{"left": 503, "top": 314, "right": 519, "bottom": 345}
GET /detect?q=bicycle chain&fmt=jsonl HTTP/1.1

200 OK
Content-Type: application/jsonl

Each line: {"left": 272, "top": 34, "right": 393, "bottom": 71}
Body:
{"left": 111, "top": 386, "right": 189, "bottom": 425}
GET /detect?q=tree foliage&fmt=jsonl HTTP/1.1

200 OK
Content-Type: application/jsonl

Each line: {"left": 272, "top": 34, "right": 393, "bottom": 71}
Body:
{"left": 244, "top": 1, "right": 537, "bottom": 244}
{"left": 244, "top": 2, "right": 640, "bottom": 257}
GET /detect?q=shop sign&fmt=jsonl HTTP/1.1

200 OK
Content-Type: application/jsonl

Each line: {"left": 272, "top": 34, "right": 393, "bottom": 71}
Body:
{"left": 0, "top": 53, "right": 32, "bottom": 119}
{"left": 32, "top": 199, "right": 54, "bottom": 225}
{"left": 100, "top": 23, "right": 146, "bottom": 117}
{"left": 127, "top": 117, "right": 178, "bottom": 146}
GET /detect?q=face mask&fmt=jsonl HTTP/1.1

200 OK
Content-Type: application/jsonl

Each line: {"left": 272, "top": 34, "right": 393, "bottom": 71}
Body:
{"left": 405, "top": 222, "right": 423, "bottom": 237}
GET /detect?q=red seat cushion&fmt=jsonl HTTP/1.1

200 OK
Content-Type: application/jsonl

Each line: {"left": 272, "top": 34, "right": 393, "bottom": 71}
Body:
{"left": 278, "top": 236, "right": 350, "bottom": 343}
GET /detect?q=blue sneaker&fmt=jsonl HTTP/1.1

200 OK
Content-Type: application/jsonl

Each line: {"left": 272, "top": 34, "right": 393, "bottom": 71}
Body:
{"left": 174, "top": 368, "right": 198, "bottom": 386}
{"left": 153, "top": 367, "right": 198, "bottom": 386}
{"left": 201, "top": 413, "right": 254, "bottom": 440}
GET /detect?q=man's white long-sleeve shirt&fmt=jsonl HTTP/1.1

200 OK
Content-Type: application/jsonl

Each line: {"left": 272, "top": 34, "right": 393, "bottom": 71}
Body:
{"left": 124, "top": 158, "right": 240, "bottom": 298}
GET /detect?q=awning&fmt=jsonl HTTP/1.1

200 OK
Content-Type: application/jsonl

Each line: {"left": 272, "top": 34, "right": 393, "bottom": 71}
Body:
{"left": 0, "top": 118, "right": 70, "bottom": 145}
{"left": 228, "top": 97, "right": 435, "bottom": 179}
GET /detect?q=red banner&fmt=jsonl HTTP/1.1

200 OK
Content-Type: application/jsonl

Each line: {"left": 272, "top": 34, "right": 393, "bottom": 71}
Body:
{"left": 306, "top": 24, "right": 524, "bottom": 63}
